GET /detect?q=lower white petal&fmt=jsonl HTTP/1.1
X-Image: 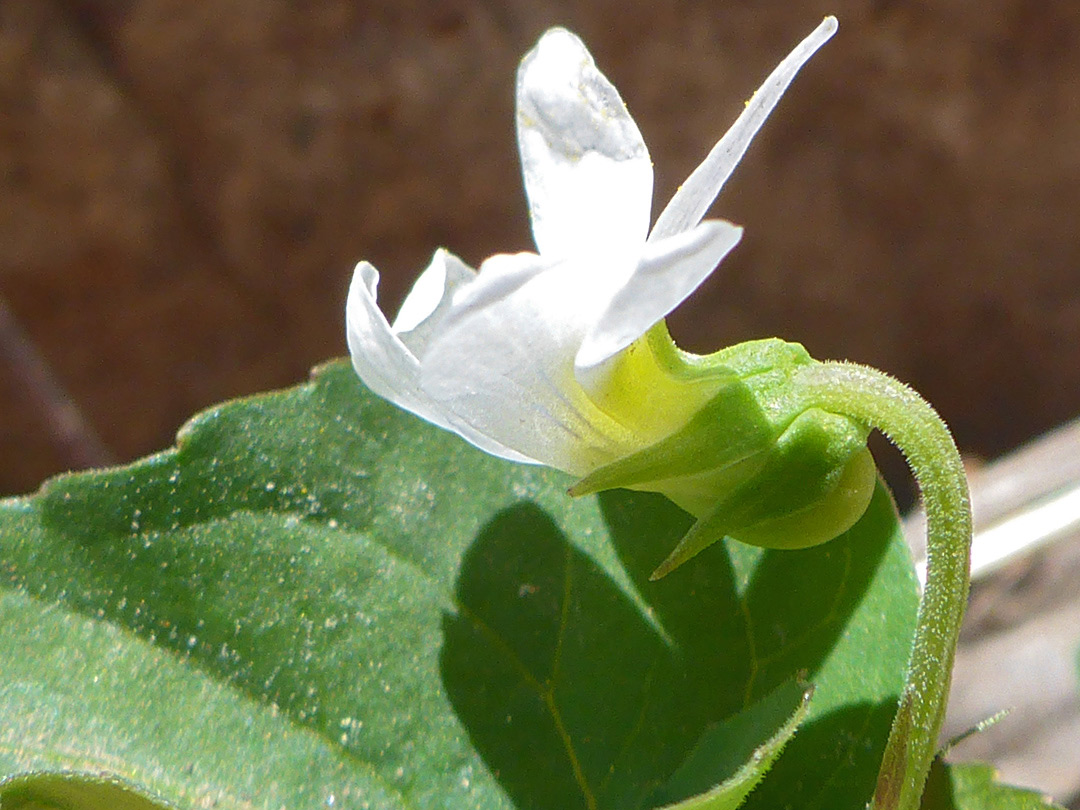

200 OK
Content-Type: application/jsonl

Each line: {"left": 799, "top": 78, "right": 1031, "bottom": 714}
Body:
{"left": 575, "top": 219, "right": 743, "bottom": 374}
{"left": 419, "top": 251, "right": 639, "bottom": 474}
{"left": 346, "top": 261, "right": 534, "bottom": 464}
{"left": 346, "top": 262, "right": 430, "bottom": 415}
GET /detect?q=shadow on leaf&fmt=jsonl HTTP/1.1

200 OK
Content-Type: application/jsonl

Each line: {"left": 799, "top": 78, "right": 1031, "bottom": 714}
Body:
{"left": 441, "top": 485, "right": 902, "bottom": 810}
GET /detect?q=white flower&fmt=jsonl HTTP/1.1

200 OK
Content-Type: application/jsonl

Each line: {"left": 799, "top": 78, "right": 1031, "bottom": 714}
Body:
{"left": 347, "top": 18, "right": 838, "bottom": 482}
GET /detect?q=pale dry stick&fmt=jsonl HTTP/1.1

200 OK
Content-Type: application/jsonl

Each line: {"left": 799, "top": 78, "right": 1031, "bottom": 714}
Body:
{"left": 0, "top": 297, "right": 115, "bottom": 471}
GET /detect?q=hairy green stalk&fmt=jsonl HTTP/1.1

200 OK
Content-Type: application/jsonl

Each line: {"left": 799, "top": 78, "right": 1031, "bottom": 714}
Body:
{"left": 794, "top": 362, "right": 972, "bottom": 810}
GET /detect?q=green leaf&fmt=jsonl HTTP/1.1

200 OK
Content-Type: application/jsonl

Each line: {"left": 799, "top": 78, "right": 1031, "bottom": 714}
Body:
{"left": 920, "top": 760, "right": 1066, "bottom": 810}
{"left": 0, "top": 360, "right": 918, "bottom": 810}
{"left": 651, "top": 678, "right": 812, "bottom": 810}
{"left": 0, "top": 773, "right": 172, "bottom": 810}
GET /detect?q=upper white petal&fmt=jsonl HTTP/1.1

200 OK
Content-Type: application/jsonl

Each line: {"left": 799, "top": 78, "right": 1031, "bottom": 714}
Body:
{"left": 517, "top": 27, "right": 653, "bottom": 261}
{"left": 419, "top": 250, "right": 639, "bottom": 474}
{"left": 575, "top": 220, "right": 744, "bottom": 374}
{"left": 650, "top": 16, "right": 837, "bottom": 240}
{"left": 345, "top": 260, "right": 534, "bottom": 464}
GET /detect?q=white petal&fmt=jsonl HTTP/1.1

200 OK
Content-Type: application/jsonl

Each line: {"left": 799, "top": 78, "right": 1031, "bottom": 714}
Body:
{"left": 650, "top": 17, "right": 837, "bottom": 240}
{"left": 419, "top": 250, "right": 639, "bottom": 474}
{"left": 345, "top": 261, "right": 534, "bottom": 463}
{"left": 346, "top": 262, "right": 430, "bottom": 416}
{"left": 393, "top": 249, "right": 476, "bottom": 355}
{"left": 517, "top": 27, "right": 653, "bottom": 260}
{"left": 393, "top": 249, "right": 475, "bottom": 333}
{"left": 575, "top": 220, "right": 743, "bottom": 373}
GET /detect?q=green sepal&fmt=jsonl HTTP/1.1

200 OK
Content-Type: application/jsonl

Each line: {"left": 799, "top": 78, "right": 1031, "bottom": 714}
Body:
{"left": 651, "top": 410, "right": 875, "bottom": 578}
{"left": 571, "top": 338, "right": 878, "bottom": 576}
{"left": 569, "top": 379, "right": 773, "bottom": 497}
{"left": 571, "top": 338, "right": 815, "bottom": 510}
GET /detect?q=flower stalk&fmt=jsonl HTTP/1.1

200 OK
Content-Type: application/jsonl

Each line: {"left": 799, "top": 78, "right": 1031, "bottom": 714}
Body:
{"left": 793, "top": 362, "right": 972, "bottom": 810}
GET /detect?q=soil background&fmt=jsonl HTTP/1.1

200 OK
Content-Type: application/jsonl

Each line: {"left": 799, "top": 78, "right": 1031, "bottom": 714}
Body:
{"left": 2, "top": 0, "right": 1079, "bottom": 501}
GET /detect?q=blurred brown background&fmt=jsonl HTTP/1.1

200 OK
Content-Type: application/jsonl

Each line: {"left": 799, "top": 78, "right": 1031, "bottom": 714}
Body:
{"left": 2, "top": 0, "right": 1079, "bottom": 500}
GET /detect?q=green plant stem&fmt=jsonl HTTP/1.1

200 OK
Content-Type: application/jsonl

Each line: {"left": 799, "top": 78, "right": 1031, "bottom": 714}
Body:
{"left": 794, "top": 361, "right": 971, "bottom": 810}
